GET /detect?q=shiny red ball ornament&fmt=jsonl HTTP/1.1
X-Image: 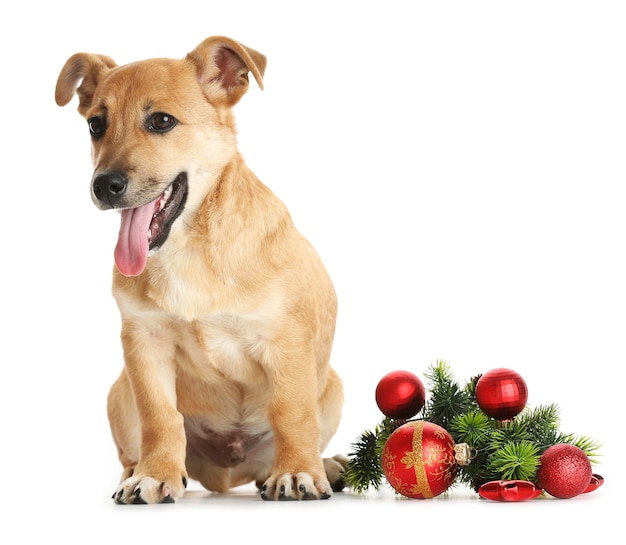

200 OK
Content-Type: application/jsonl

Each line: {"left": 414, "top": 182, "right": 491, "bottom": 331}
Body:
{"left": 375, "top": 370, "right": 426, "bottom": 419}
{"left": 382, "top": 421, "right": 457, "bottom": 498}
{"left": 536, "top": 444, "right": 592, "bottom": 499}
{"left": 475, "top": 368, "right": 528, "bottom": 420}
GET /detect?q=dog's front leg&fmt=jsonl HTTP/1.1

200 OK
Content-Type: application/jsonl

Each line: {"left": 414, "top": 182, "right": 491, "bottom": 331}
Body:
{"left": 109, "top": 319, "right": 188, "bottom": 504}
{"left": 260, "top": 349, "right": 332, "bottom": 501}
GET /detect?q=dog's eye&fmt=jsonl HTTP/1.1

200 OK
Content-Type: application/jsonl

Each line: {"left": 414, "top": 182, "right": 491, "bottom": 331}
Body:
{"left": 87, "top": 116, "right": 106, "bottom": 138}
{"left": 147, "top": 113, "right": 177, "bottom": 133}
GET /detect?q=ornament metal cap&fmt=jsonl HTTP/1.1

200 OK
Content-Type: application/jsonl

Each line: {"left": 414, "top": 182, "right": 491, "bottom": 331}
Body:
{"left": 453, "top": 443, "right": 476, "bottom": 467}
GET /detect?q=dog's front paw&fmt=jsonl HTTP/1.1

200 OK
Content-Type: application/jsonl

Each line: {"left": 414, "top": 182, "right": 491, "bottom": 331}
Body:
{"left": 260, "top": 472, "right": 332, "bottom": 501}
{"left": 112, "top": 474, "right": 188, "bottom": 504}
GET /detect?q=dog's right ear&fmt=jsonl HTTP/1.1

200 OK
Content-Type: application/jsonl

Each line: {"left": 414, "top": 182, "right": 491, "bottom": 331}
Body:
{"left": 55, "top": 53, "right": 117, "bottom": 116}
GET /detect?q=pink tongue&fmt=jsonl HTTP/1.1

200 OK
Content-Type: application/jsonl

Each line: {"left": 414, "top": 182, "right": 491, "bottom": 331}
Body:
{"left": 114, "top": 199, "right": 158, "bottom": 277}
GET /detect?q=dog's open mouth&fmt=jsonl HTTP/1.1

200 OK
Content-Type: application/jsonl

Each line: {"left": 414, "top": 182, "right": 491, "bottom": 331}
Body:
{"left": 114, "top": 173, "right": 188, "bottom": 277}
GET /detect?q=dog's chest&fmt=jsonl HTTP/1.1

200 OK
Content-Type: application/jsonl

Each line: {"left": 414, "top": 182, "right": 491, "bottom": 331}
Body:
{"left": 147, "top": 247, "right": 281, "bottom": 324}
{"left": 193, "top": 315, "right": 269, "bottom": 377}
{"left": 147, "top": 257, "right": 219, "bottom": 321}
{"left": 122, "top": 251, "right": 286, "bottom": 383}
{"left": 172, "top": 292, "right": 285, "bottom": 388}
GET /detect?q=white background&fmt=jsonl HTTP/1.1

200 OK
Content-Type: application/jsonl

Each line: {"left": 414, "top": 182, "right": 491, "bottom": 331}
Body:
{"left": 2, "top": 1, "right": 623, "bottom": 542}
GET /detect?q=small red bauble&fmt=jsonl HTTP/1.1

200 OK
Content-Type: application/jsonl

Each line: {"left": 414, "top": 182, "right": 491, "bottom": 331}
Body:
{"left": 382, "top": 421, "right": 457, "bottom": 498}
{"left": 536, "top": 444, "right": 592, "bottom": 499}
{"left": 375, "top": 370, "right": 426, "bottom": 419}
{"left": 475, "top": 368, "right": 528, "bottom": 420}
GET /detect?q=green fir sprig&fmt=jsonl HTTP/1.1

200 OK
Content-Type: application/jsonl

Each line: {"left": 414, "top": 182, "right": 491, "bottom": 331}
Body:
{"left": 343, "top": 360, "right": 601, "bottom": 494}
{"left": 342, "top": 419, "right": 397, "bottom": 494}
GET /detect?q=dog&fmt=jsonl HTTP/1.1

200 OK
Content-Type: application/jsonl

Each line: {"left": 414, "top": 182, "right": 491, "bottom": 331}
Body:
{"left": 55, "top": 36, "right": 345, "bottom": 503}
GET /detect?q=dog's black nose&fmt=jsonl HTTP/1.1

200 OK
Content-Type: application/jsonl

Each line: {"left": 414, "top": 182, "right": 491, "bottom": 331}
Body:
{"left": 93, "top": 172, "right": 128, "bottom": 207}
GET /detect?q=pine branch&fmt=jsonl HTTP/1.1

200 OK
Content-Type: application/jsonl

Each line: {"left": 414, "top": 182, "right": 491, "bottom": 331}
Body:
{"left": 488, "top": 441, "right": 540, "bottom": 481}
{"left": 422, "top": 360, "right": 475, "bottom": 429}
{"left": 449, "top": 410, "right": 492, "bottom": 449}
{"left": 553, "top": 433, "right": 603, "bottom": 464}
{"left": 517, "top": 404, "right": 561, "bottom": 444}
{"left": 343, "top": 426, "right": 382, "bottom": 494}
{"left": 343, "top": 418, "right": 399, "bottom": 494}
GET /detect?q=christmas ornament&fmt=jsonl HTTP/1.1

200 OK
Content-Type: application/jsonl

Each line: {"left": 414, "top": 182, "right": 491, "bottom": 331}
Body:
{"left": 478, "top": 480, "right": 542, "bottom": 502}
{"left": 475, "top": 367, "right": 528, "bottom": 420}
{"left": 375, "top": 370, "right": 426, "bottom": 419}
{"left": 382, "top": 420, "right": 457, "bottom": 498}
{"left": 343, "top": 360, "right": 603, "bottom": 500}
{"left": 536, "top": 443, "right": 592, "bottom": 499}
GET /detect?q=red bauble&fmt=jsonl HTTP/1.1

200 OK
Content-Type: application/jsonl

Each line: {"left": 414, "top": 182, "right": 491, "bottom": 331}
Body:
{"left": 475, "top": 368, "right": 528, "bottom": 420}
{"left": 536, "top": 444, "right": 592, "bottom": 499}
{"left": 375, "top": 370, "right": 426, "bottom": 419}
{"left": 382, "top": 421, "right": 457, "bottom": 498}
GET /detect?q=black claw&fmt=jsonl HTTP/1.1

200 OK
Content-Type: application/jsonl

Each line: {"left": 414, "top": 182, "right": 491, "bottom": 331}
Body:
{"left": 320, "top": 491, "right": 331, "bottom": 500}
{"left": 114, "top": 490, "right": 126, "bottom": 505}
{"left": 161, "top": 495, "right": 175, "bottom": 504}
{"left": 131, "top": 487, "right": 147, "bottom": 504}
{"left": 182, "top": 476, "right": 188, "bottom": 489}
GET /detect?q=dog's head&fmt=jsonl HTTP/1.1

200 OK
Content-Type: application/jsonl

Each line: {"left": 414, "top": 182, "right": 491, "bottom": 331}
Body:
{"left": 55, "top": 36, "right": 265, "bottom": 277}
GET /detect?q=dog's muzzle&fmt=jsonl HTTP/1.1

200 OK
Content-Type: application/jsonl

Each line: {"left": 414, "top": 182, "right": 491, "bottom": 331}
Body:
{"left": 92, "top": 171, "right": 188, "bottom": 277}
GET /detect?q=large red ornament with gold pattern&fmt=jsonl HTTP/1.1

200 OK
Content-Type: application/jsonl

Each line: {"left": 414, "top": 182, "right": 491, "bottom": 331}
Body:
{"left": 382, "top": 421, "right": 457, "bottom": 498}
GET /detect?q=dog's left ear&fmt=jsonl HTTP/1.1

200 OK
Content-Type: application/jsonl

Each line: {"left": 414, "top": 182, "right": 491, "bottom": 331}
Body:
{"left": 186, "top": 36, "right": 266, "bottom": 106}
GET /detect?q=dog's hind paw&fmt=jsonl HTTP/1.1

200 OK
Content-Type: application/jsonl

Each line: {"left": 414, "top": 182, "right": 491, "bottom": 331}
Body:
{"left": 324, "top": 454, "right": 349, "bottom": 492}
{"left": 260, "top": 472, "right": 332, "bottom": 501}
{"left": 112, "top": 475, "right": 187, "bottom": 504}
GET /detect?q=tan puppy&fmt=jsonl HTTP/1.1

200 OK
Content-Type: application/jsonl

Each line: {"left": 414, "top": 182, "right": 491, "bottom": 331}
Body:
{"left": 55, "top": 36, "right": 345, "bottom": 503}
